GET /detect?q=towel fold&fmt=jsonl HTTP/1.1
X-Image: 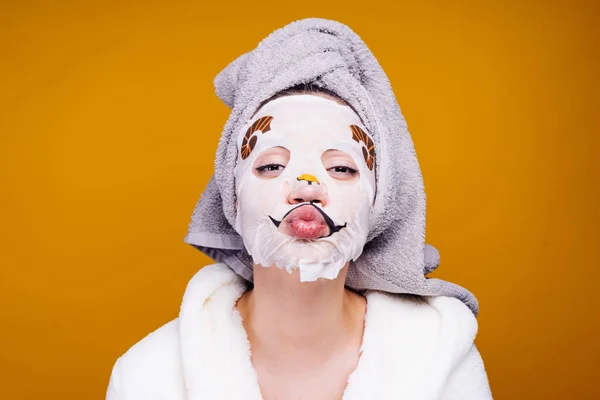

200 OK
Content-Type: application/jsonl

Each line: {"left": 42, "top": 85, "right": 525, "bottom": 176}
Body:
{"left": 184, "top": 18, "right": 479, "bottom": 316}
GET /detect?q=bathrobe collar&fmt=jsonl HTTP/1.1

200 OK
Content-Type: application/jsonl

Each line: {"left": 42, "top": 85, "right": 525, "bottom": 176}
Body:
{"left": 179, "top": 263, "right": 478, "bottom": 400}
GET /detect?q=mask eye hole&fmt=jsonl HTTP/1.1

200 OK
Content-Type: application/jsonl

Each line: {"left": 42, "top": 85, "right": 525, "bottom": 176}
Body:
{"left": 322, "top": 149, "right": 360, "bottom": 181}
{"left": 253, "top": 146, "right": 290, "bottom": 179}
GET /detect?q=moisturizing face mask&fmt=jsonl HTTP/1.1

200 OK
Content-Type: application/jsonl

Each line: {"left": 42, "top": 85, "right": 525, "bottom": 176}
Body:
{"left": 233, "top": 94, "right": 376, "bottom": 282}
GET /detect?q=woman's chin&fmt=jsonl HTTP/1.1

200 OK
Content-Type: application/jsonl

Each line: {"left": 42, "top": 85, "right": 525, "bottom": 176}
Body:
{"left": 275, "top": 241, "right": 337, "bottom": 266}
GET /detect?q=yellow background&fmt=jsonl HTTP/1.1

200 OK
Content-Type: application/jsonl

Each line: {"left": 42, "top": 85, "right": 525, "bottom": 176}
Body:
{"left": 1, "top": 0, "right": 598, "bottom": 398}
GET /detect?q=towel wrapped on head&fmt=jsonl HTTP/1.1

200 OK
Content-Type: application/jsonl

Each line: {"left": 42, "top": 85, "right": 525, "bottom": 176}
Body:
{"left": 184, "top": 17, "right": 479, "bottom": 316}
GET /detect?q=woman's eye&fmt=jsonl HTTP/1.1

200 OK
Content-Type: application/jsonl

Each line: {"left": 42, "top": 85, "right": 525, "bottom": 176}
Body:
{"left": 331, "top": 166, "right": 357, "bottom": 173}
{"left": 255, "top": 163, "right": 285, "bottom": 177}
{"left": 327, "top": 165, "right": 359, "bottom": 180}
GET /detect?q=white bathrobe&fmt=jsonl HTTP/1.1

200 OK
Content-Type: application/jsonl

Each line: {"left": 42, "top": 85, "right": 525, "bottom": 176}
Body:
{"left": 106, "top": 263, "right": 493, "bottom": 399}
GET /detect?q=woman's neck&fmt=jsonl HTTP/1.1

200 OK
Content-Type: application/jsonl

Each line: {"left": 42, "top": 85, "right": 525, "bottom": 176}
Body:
{"left": 236, "top": 263, "right": 366, "bottom": 364}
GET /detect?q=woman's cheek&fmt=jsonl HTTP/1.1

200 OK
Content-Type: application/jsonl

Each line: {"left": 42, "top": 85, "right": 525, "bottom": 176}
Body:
{"left": 326, "top": 183, "right": 365, "bottom": 220}
{"left": 239, "top": 175, "right": 285, "bottom": 217}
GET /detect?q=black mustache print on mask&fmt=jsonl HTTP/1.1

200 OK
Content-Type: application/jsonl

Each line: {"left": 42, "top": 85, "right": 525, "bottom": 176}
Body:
{"left": 269, "top": 202, "right": 347, "bottom": 239}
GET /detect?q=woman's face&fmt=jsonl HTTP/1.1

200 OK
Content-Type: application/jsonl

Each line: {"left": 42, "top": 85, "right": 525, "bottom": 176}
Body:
{"left": 233, "top": 94, "right": 376, "bottom": 282}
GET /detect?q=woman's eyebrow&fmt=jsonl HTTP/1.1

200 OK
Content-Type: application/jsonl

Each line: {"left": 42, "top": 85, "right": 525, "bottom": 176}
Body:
{"left": 322, "top": 149, "right": 359, "bottom": 162}
{"left": 322, "top": 149, "right": 358, "bottom": 159}
{"left": 323, "top": 149, "right": 349, "bottom": 155}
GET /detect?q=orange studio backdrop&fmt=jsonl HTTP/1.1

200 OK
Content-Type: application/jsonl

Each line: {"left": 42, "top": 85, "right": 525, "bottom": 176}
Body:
{"left": 1, "top": 1, "right": 598, "bottom": 399}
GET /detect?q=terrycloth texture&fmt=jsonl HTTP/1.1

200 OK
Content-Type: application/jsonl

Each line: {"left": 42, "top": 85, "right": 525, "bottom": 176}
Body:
{"left": 106, "top": 263, "right": 493, "bottom": 399}
{"left": 184, "top": 18, "right": 479, "bottom": 315}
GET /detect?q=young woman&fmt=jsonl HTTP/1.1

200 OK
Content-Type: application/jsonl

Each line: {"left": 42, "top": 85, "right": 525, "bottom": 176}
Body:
{"left": 106, "top": 18, "right": 492, "bottom": 400}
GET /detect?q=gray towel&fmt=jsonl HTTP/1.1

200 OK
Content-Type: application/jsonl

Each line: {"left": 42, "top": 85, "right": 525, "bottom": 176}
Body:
{"left": 184, "top": 18, "right": 479, "bottom": 316}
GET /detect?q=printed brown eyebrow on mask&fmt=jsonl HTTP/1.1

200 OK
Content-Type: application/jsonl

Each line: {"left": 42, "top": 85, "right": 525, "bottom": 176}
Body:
{"left": 240, "top": 116, "right": 274, "bottom": 160}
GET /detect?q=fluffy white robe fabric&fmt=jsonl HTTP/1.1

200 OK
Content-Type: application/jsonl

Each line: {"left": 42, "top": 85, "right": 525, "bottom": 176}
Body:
{"left": 106, "top": 264, "right": 493, "bottom": 399}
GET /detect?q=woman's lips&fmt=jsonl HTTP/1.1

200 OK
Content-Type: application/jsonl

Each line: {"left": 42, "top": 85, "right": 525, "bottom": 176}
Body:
{"left": 279, "top": 204, "right": 330, "bottom": 239}
{"left": 269, "top": 204, "right": 347, "bottom": 239}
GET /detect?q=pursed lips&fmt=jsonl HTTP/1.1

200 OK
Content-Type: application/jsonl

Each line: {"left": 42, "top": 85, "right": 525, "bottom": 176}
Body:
{"left": 269, "top": 203, "right": 347, "bottom": 239}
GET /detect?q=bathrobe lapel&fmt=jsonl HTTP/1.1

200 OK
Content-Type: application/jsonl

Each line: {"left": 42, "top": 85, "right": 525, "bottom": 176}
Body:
{"left": 178, "top": 264, "right": 477, "bottom": 400}
{"left": 179, "top": 263, "right": 263, "bottom": 399}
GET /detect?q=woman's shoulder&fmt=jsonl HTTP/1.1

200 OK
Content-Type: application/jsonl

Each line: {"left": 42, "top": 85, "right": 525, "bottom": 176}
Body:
{"left": 363, "top": 290, "right": 478, "bottom": 361}
{"left": 114, "top": 318, "right": 182, "bottom": 371}
{"left": 365, "top": 289, "right": 478, "bottom": 330}
{"left": 106, "top": 263, "right": 245, "bottom": 399}
{"left": 107, "top": 318, "right": 186, "bottom": 399}
{"left": 110, "top": 263, "right": 235, "bottom": 371}
{"left": 358, "top": 291, "right": 491, "bottom": 399}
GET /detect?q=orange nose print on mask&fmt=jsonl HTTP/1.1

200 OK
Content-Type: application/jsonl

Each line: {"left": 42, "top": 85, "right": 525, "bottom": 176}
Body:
{"left": 297, "top": 174, "right": 320, "bottom": 185}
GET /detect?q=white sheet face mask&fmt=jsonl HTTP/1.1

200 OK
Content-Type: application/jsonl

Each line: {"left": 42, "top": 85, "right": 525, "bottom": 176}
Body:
{"left": 233, "top": 94, "right": 376, "bottom": 282}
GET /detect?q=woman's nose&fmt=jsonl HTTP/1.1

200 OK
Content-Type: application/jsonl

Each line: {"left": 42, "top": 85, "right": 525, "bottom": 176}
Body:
{"left": 287, "top": 174, "right": 328, "bottom": 207}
